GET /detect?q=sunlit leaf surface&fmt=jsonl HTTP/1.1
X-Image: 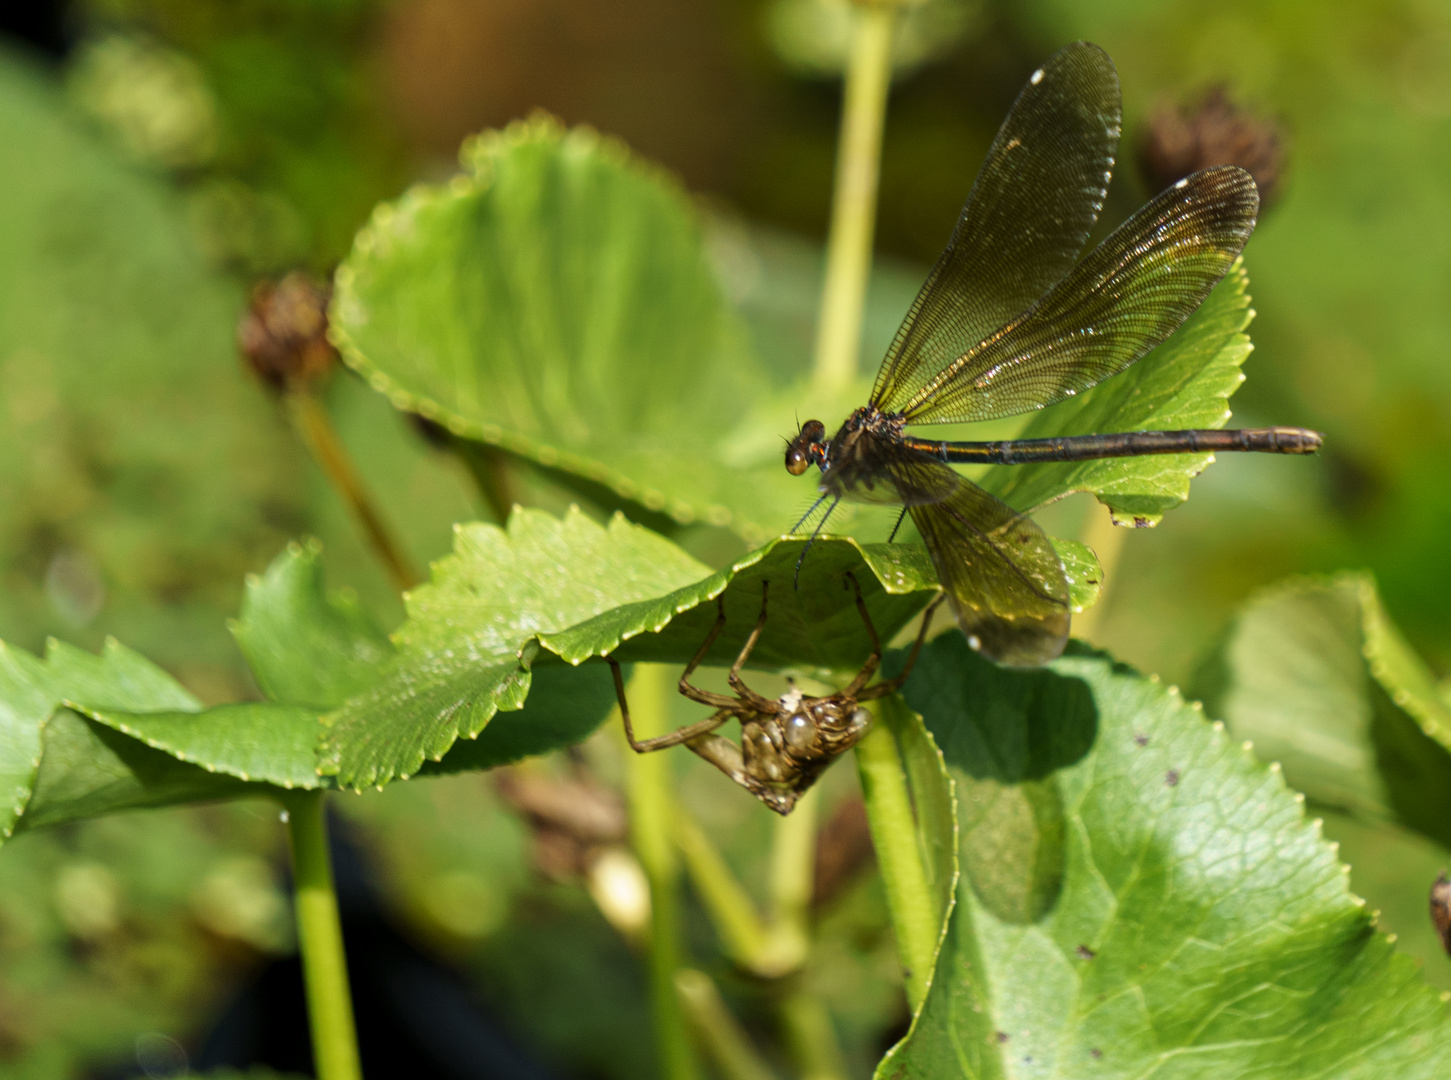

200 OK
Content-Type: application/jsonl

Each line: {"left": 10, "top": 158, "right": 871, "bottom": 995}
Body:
{"left": 884, "top": 634, "right": 1451, "bottom": 1078}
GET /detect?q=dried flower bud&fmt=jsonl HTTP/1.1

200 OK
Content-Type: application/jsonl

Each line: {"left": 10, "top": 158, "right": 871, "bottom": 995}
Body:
{"left": 495, "top": 767, "right": 628, "bottom": 882}
{"left": 1432, "top": 872, "right": 1451, "bottom": 955}
{"left": 237, "top": 272, "right": 336, "bottom": 390}
{"left": 1138, "top": 86, "right": 1285, "bottom": 210}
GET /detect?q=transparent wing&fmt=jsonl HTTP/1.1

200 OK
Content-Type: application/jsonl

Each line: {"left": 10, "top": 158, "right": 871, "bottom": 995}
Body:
{"left": 887, "top": 455, "right": 1071, "bottom": 666}
{"left": 899, "top": 165, "right": 1259, "bottom": 425}
{"left": 871, "top": 42, "right": 1121, "bottom": 414}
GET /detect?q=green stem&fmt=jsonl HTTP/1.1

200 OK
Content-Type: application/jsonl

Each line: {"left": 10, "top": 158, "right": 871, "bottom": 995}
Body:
{"left": 778, "top": 987, "right": 848, "bottom": 1080}
{"left": 675, "top": 809, "right": 774, "bottom": 968}
{"left": 624, "top": 665, "right": 701, "bottom": 1080}
{"left": 676, "top": 969, "right": 779, "bottom": 1080}
{"left": 855, "top": 705, "right": 937, "bottom": 1011}
{"left": 282, "top": 791, "right": 362, "bottom": 1080}
{"left": 767, "top": 784, "right": 817, "bottom": 965}
{"left": 287, "top": 387, "right": 420, "bottom": 592}
{"left": 453, "top": 440, "right": 517, "bottom": 525}
{"left": 812, "top": 0, "right": 900, "bottom": 392}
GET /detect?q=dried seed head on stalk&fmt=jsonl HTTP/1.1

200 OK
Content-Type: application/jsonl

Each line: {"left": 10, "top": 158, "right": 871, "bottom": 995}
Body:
{"left": 237, "top": 271, "right": 336, "bottom": 390}
{"left": 1432, "top": 872, "right": 1451, "bottom": 955}
{"left": 1139, "top": 86, "right": 1286, "bottom": 209}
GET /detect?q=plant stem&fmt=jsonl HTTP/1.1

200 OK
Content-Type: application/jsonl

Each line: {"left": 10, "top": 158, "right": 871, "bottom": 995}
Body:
{"left": 282, "top": 791, "right": 362, "bottom": 1080}
{"left": 676, "top": 969, "right": 780, "bottom": 1080}
{"left": 675, "top": 809, "right": 774, "bottom": 967}
{"left": 812, "top": 0, "right": 900, "bottom": 392}
{"left": 286, "top": 387, "right": 421, "bottom": 592}
{"left": 1071, "top": 500, "right": 1130, "bottom": 643}
{"left": 778, "top": 987, "right": 848, "bottom": 1080}
{"left": 453, "top": 440, "right": 517, "bottom": 525}
{"left": 767, "top": 784, "right": 817, "bottom": 966}
{"left": 855, "top": 706, "right": 937, "bottom": 1011}
{"left": 624, "top": 664, "right": 700, "bottom": 1080}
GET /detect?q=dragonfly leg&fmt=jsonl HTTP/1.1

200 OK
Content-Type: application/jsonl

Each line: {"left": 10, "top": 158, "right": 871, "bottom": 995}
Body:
{"left": 611, "top": 657, "right": 735, "bottom": 752}
{"left": 678, "top": 594, "right": 740, "bottom": 708}
{"left": 726, "top": 582, "right": 778, "bottom": 712}
{"left": 841, "top": 572, "right": 884, "bottom": 697}
{"left": 859, "top": 593, "right": 946, "bottom": 701}
{"left": 792, "top": 497, "right": 841, "bottom": 588}
{"left": 886, "top": 506, "right": 909, "bottom": 543}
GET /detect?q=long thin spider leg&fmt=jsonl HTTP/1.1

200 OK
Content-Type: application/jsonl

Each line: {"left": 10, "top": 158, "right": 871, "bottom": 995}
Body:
{"left": 841, "top": 572, "right": 883, "bottom": 697}
{"left": 886, "top": 506, "right": 909, "bottom": 543}
{"left": 611, "top": 657, "right": 736, "bottom": 752}
{"left": 679, "top": 594, "right": 739, "bottom": 708}
{"left": 859, "top": 593, "right": 947, "bottom": 701}
{"left": 726, "top": 582, "right": 778, "bottom": 712}
{"left": 793, "top": 497, "right": 841, "bottom": 588}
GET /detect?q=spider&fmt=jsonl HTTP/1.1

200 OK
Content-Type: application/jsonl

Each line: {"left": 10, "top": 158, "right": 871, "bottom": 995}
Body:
{"left": 608, "top": 574, "right": 943, "bottom": 815}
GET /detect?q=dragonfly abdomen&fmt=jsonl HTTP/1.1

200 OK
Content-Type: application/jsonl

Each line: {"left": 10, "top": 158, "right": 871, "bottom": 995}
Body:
{"left": 906, "top": 426, "right": 1322, "bottom": 465}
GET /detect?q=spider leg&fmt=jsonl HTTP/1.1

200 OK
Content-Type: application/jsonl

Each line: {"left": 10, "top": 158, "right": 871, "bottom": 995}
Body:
{"left": 611, "top": 657, "right": 736, "bottom": 752}
{"left": 726, "top": 582, "right": 778, "bottom": 712}
{"left": 858, "top": 593, "right": 947, "bottom": 701}
{"left": 678, "top": 594, "right": 739, "bottom": 709}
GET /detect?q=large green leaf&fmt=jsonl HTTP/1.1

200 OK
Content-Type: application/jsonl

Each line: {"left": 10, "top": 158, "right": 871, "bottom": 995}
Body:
{"left": 330, "top": 115, "right": 806, "bottom": 540}
{"left": 1192, "top": 572, "right": 1451, "bottom": 850}
{"left": 883, "top": 634, "right": 1451, "bottom": 1078}
{"left": 985, "top": 261, "right": 1257, "bottom": 524}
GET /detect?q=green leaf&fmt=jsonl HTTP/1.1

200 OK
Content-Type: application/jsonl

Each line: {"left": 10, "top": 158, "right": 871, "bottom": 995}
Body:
{"left": 985, "top": 260, "right": 1256, "bottom": 525}
{"left": 0, "top": 636, "right": 251, "bottom": 838}
{"left": 1192, "top": 572, "right": 1451, "bottom": 849}
{"left": 230, "top": 538, "right": 393, "bottom": 709}
{"left": 320, "top": 506, "right": 987, "bottom": 790}
{"left": 319, "top": 506, "right": 717, "bottom": 788}
{"left": 331, "top": 116, "right": 804, "bottom": 541}
{"left": 883, "top": 634, "right": 1451, "bottom": 1078}
{"left": 75, "top": 703, "right": 325, "bottom": 791}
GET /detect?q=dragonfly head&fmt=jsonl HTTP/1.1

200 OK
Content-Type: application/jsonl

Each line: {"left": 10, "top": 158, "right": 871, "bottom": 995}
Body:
{"left": 785, "top": 419, "right": 828, "bottom": 476}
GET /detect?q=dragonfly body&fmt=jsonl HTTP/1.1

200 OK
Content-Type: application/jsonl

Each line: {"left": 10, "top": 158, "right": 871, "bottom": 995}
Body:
{"left": 785, "top": 42, "right": 1322, "bottom": 667}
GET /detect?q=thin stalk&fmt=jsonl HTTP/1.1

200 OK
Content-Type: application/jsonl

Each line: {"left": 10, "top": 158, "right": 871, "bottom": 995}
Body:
{"left": 1071, "top": 500, "right": 1130, "bottom": 643}
{"left": 676, "top": 969, "right": 780, "bottom": 1080}
{"left": 453, "top": 440, "right": 517, "bottom": 525}
{"left": 812, "top": 0, "right": 900, "bottom": 392}
{"left": 778, "top": 988, "right": 848, "bottom": 1080}
{"left": 282, "top": 791, "right": 362, "bottom": 1080}
{"left": 855, "top": 706, "right": 936, "bottom": 1011}
{"left": 286, "top": 387, "right": 420, "bottom": 592}
{"left": 766, "top": 784, "right": 817, "bottom": 967}
{"left": 675, "top": 809, "right": 774, "bottom": 968}
{"left": 624, "top": 664, "right": 701, "bottom": 1080}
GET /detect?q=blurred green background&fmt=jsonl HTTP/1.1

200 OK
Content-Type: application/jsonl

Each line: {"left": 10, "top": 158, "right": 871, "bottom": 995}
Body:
{"left": 1, "top": 0, "right": 1449, "bottom": 1075}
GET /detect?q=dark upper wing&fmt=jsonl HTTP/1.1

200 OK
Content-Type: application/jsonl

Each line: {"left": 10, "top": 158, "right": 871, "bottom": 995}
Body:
{"left": 899, "top": 165, "right": 1259, "bottom": 425}
{"left": 871, "top": 42, "right": 1120, "bottom": 414}
{"left": 888, "top": 455, "right": 1070, "bottom": 666}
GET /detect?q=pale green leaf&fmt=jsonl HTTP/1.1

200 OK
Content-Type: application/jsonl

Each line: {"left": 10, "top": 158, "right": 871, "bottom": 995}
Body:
{"left": 331, "top": 116, "right": 804, "bottom": 541}
{"left": 883, "top": 634, "right": 1451, "bottom": 1078}
{"left": 1192, "top": 572, "right": 1451, "bottom": 849}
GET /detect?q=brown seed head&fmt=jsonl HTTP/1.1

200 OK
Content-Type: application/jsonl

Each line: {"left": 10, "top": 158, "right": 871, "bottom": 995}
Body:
{"left": 237, "top": 272, "right": 337, "bottom": 390}
{"left": 1432, "top": 872, "right": 1451, "bottom": 955}
{"left": 1138, "top": 86, "right": 1285, "bottom": 210}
